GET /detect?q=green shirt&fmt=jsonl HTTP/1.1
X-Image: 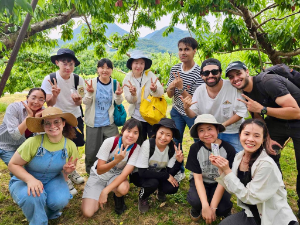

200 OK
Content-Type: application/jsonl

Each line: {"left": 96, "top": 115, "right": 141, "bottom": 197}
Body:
{"left": 17, "top": 134, "right": 79, "bottom": 163}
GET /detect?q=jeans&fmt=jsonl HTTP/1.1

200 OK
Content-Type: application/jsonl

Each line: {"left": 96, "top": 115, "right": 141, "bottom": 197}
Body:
{"left": 218, "top": 133, "right": 243, "bottom": 153}
{"left": 0, "top": 149, "right": 15, "bottom": 165}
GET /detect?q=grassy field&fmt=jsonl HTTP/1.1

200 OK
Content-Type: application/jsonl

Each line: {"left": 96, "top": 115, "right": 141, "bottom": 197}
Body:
{"left": 0, "top": 93, "right": 299, "bottom": 224}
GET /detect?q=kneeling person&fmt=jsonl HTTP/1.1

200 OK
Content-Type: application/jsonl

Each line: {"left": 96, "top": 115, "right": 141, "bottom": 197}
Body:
{"left": 131, "top": 118, "right": 184, "bottom": 213}
{"left": 186, "top": 114, "right": 235, "bottom": 223}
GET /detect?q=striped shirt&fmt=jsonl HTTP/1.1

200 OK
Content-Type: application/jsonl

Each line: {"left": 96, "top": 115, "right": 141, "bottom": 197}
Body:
{"left": 167, "top": 63, "right": 204, "bottom": 115}
{"left": 0, "top": 101, "right": 28, "bottom": 151}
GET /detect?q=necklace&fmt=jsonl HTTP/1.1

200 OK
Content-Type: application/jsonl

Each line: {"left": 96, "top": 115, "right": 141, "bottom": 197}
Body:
{"left": 133, "top": 73, "right": 143, "bottom": 87}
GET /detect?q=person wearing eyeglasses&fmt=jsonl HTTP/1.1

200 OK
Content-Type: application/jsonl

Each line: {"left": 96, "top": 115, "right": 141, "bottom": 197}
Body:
{"left": 181, "top": 58, "right": 248, "bottom": 153}
{"left": 0, "top": 88, "right": 45, "bottom": 168}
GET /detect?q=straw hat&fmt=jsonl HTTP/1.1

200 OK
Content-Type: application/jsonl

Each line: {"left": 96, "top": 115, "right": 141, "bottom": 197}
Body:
{"left": 126, "top": 50, "right": 152, "bottom": 70}
{"left": 26, "top": 107, "right": 78, "bottom": 133}
{"left": 189, "top": 114, "right": 226, "bottom": 139}
{"left": 152, "top": 118, "right": 180, "bottom": 140}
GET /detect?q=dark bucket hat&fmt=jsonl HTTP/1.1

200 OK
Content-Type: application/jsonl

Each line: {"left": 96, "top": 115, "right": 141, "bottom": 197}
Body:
{"left": 152, "top": 118, "right": 180, "bottom": 140}
{"left": 51, "top": 48, "right": 80, "bottom": 67}
{"left": 126, "top": 50, "right": 152, "bottom": 70}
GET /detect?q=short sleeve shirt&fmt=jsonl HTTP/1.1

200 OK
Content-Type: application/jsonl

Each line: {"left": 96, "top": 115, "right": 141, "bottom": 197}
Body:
{"left": 185, "top": 140, "right": 236, "bottom": 184}
{"left": 167, "top": 63, "right": 204, "bottom": 115}
{"left": 17, "top": 134, "right": 78, "bottom": 163}
{"left": 135, "top": 139, "right": 177, "bottom": 172}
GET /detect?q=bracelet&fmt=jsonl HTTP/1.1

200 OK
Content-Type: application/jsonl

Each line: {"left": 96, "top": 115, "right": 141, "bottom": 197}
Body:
{"left": 211, "top": 207, "right": 217, "bottom": 210}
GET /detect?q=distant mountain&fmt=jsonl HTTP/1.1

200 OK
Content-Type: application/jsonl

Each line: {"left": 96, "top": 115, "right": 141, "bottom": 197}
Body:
{"left": 143, "top": 30, "right": 159, "bottom": 39}
{"left": 134, "top": 39, "right": 169, "bottom": 54}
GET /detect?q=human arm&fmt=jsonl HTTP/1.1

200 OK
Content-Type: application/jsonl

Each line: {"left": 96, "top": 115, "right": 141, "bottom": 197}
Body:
{"left": 149, "top": 74, "right": 164, "bottom": 97}
{"left": 123, "top": 75, "right": 138, "bottom": 104}
{"left": 167, "top": 143, "right": 184, "bottom": 176}
{"left": 5, "top": 103, "right": 27, "bottom": 140}
{"left": 42, "top": 77, "right": 60, "bottom": 106}
{"left": 181, "top": 95, "right": 197, "bottom": 118}
{"left": 222, "top": 114, "right": 243, "bottom": 128}
{"left": 114, "top": 81, "right": 124, "bottom": 105}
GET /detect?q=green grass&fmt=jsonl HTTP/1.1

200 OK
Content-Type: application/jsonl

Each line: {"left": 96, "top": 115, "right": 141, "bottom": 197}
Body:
{"left": 0, "top": 93, "right": 299, "bottom": 224}
{"left": 0, "top": 102, "right": 7, "bottom": 113}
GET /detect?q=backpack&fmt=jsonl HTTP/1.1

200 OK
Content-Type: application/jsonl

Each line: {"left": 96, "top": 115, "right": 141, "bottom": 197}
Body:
{"left": 110, "top": 136, "right": 137, "bottom": 161}
{"left": 112, "top": 79, "right": 127, "bottom": 127}
{"left": 149, "top": 138, "right": 175, "bottom": 160}
{"left": 49, "top": 73, "right": 84, "bottom": 118}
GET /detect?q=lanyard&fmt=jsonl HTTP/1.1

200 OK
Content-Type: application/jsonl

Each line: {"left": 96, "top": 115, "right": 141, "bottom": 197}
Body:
{"left": 112, "top": 136, "right": 134, "bottom": 160}
{"left": 134, "top": 73, "right": 143, "bottom": 87}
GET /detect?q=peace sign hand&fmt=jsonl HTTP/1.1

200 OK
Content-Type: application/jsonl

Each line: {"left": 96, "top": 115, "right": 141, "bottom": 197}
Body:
{"left": 150, "top": 77, "right": 158, "bottom": 92}
{"left": 173, "top": 71, "right": 183, "bottom": 89}
{"left": 123, "top": 81, "right": 137, "bottom": 96}
{"left": 115, "top": 82, "right": 123, "bottom": 95}
{"left": 174, "top": 143, "right": 184, "bottom": 163}
{"left": 114, "top": 144, "right": 128, "bottom": 163}
{"left": 63, "top": 156, "right": 78, "bottom": 174}
{"left": 48, "top": 78, "right": 61, "bottom": 97}
{"left": 85, "top": 79, "right": 94, "bottom": 93}
{"left": 238, "top": 94, "right": 263, "bottom": 113}
{"left": 22, "top": 101, "right": 34, "bottom": 117}
{"left": 179, "top": 95, "right": 197, "bottom": 110}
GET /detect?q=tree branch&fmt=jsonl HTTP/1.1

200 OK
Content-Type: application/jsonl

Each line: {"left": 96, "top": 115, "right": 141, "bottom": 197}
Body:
{"left": 257, "top": 11, "right": 300, "bottom": 29}
{"left": 264, "top": 62, "right": 300, "bottom": 69}
{"left": 82, "top": 14, "right": 92, "bottom": 34}
{"left": 106, "top": 41, "right": 130, "bottom": 57}
{"left": 128, "top": 3, "right": 138, "bottom": 38}
{"left": 114, "top": 68, "right": 127, "bottom": 74}
{"left": 252, "top": 3, "right": 278, "bottom": 19}
{"left": 275, "top": 48, "right": 300, "bottom": 57}
{"left": 216, "top": 48, "right": 259, "bottom": 54}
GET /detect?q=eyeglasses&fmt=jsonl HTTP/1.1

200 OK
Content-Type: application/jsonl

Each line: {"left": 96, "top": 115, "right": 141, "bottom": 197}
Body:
{"left": 28, "top": 96, "right": 46, "bottom": 103}
{"left": 201, "top": 69, "right": 220, "bottom": 77}
{"left": 43, "top": 120, "right": 62, "bottom": 128}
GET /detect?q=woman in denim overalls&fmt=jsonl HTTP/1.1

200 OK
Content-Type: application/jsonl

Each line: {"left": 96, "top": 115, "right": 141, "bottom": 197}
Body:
{"left": 8, "top": 107, "right": 79, "bottom": 225}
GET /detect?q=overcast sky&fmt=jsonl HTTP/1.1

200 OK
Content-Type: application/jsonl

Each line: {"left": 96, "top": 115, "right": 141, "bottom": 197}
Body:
{"left": 48, "top": 14, "right": 216, "bottom": 39}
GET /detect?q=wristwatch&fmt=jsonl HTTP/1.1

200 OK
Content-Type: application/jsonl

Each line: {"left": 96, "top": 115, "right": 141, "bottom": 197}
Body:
{"left": 177, "top": 88, "right": 185, "bottom": 95}
{"left": 261, "top": 106, "right": 267, "bottom": 115}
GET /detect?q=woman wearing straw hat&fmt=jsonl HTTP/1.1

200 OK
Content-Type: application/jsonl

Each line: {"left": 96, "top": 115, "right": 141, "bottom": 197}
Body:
{"left": 8, "top": 107, "right": 79, "bottom": 225}
{"left": 123, "top": 50, "right": 164, "bottom": 145}
{"left": 186, "top": 114, "right": 236, "bottom": 223}
{"left": 131, "top": 118, "right": 184, "bottom": 213}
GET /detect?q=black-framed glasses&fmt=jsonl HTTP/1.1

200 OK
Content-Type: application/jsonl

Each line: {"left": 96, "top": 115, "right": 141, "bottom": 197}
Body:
{"left": 201, "top": 69, "right": 220, "bottom": 77}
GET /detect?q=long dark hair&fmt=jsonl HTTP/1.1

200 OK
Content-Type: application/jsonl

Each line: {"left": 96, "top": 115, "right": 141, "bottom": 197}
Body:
{"left": 120, "top": 118, "right": 142, "bottom": 145}
{"left": 239, "top": 119, "right": 270, "bottom": 171}
{"left": 27, "top": 87, "right": 46, "bottom": 99}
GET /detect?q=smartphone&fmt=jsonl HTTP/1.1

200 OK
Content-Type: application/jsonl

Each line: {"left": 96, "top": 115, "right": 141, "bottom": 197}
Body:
{"left": 272, "top": 144, "right": 281, "bottom": 154}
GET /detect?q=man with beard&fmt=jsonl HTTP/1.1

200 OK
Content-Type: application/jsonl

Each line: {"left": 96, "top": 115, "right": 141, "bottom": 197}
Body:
{"left": 226, "top": 61, "right": 300, "bottom": 217}
{"left": 182, "top": 58, "right": 248, "bottom": 152}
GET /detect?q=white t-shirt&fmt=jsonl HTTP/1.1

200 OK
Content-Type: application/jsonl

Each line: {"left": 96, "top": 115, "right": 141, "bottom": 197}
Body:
{"left": 91, "top": 137, "right": 140, "bottom": 175}
{"left": 190, "top": 80, "right": 248, "bottom": 134}
{"left": 131, "top": 77, "right": 146, "bottom": 122}
{"left": 41, "top": 71, "right": 85, "bottom": 118}
{"left": 135, "top": 139, "right": 177, "bottom": 172}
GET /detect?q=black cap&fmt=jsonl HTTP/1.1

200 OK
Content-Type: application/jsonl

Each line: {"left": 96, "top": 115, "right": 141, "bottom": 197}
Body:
{"left": 51, "top": 48, "right": 80, "bottom": 67}
{"left": 152, "top": 118, "right": 180, "bottom": 140}
{"left": 225, "top": 61, "right": 247, "bottom": 77}
{"left": 200, "top": 58, "right": 222, "bottom": 73}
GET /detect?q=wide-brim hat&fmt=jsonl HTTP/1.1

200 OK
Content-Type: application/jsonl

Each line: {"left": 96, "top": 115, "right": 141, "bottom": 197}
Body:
{"left": 26, "top": 107, "right": 78, "bottom": 133}
{"left": 126, "top": 50, "right": 152, "bottom": 70}
{"left": 51, "top": 48, "right": 80, "bottom": 67}
{"left": 152, "top": 118, "right": 180, "bottom": 140}
{"left": 190, "top": 114, "right": 225, "bottom": 139}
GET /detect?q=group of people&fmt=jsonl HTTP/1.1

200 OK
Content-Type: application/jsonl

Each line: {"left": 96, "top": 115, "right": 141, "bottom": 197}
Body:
{"left": 0, "top": 36, "right": 299, "bottom": 225}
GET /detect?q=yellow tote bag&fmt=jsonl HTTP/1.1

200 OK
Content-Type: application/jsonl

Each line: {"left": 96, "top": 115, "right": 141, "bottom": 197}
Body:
{"left": 139, "top": 86, "right": 167, "bottom": 125}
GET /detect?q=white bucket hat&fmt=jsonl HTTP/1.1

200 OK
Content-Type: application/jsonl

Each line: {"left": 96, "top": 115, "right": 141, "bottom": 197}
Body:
{"left": 189, "top": 114, "right": 226, "bottom": 139}
{"left": 126, "top": 50, "right": 152, "bottom": 70}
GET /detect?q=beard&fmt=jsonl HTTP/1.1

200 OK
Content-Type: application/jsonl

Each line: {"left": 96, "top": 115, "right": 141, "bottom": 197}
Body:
{"left": 204, "top": 76, "right": 222, "bottom": 87}
{"left": 236, "top": 76, "right": 249, "bottom": 90}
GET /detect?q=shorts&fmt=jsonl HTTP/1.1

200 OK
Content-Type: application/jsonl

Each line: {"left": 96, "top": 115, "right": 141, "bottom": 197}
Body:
{"left": 73, "top": 117, "right": 85, "bottom": 147}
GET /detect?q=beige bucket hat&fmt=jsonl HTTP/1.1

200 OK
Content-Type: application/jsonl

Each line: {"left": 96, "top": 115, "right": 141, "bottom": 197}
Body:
{"left": 189, "top": 114, "right": 226, "bottom": 139}
{"left": 26, "top": 107, "right": 78, "bottom": 133}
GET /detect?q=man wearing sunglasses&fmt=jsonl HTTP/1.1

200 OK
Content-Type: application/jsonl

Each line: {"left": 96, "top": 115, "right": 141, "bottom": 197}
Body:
{"left": 182, "top": 58, "right": 248, "bottom": 153}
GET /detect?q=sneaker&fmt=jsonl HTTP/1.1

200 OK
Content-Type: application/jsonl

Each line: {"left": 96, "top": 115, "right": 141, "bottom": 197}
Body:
{"left": 68, "top": 170, "right": 85, "bottom": 184}
{"left": 138, "top": 197, "right": 150, "bottom": 213}
{"left": 113, "top": 194, "right": 127, "bottom": 215}
{"left": 67, "top": 179, "right": 78, "bottom": 196}
{"left": 156, "top": 190, "right": 166, "bottom": 202}
{"left": 174, "top": 171, "right": 185, "bottom": 183}
{"left": 190, "top": 207, "right": 201, "bottom": 222}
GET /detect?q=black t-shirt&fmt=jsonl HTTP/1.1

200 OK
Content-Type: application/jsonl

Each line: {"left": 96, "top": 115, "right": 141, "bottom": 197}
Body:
{"left": 244, "top": 74, "right": 300, "bottom": 122}
{"left": 186, "top": 140, "right": 236, "bottom": 184}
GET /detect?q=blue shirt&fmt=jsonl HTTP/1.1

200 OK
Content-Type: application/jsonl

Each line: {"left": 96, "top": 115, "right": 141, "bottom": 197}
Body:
{"left": 94, "top": 78, "right": 113, "bottom": 127}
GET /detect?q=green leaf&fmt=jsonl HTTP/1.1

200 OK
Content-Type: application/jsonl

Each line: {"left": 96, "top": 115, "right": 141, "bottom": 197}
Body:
{"left": 15, "top": 0, "right": 33, "bottom": 15}
{"left": 0, "top": 0, "right": 15, "bottom": 14}
{"left": 37, "top": 0, "right": 45, "bottom": 7}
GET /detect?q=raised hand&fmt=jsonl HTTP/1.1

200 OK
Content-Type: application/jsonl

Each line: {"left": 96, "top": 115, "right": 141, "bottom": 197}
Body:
{"left": 115, "top": 82, "right": 123, "bottom": 95}
{"left": 174, "top": 143, "right": 184, "bottom": 163}
{"left": 179, "top": 95, "right": 197, "bottom": 110}
{"left": 85, "top": 79, "right": 94, "bottom": 93}
{"left": 212, "top": 156, "right": 231, "bottom": 175}
{"left": 114, "top": 144, "right": 128, "bottom": 163}
{"left": 63, "top": 156, "right": 78, "bottom": 175}
{"left": 22, "top": 101, "right": 33, "bottom": 117}
{"left": 238, "top": 94, "right": 263, "bottom": 113}
{"left": 173, "top": 71, "right": 183, "bottom": 89}
{"left": 48, "top": 78, "right": 61, "bottom": 97}
{"left": 150, "top": 77, "right": 158, "bottom": 92}
{"left": 167, "top": 174, "right": 179, "bottom": 187}
{"left": 123, "top": 80, "right": 137, "bottom": 96}
{"left": 27, "top": 177, "right": 43, "bottom": 197}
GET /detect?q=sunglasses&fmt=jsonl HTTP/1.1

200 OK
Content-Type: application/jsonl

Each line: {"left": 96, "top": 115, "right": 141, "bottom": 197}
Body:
{"left": 201, "top": 69, "right": 220, "bottom": 77}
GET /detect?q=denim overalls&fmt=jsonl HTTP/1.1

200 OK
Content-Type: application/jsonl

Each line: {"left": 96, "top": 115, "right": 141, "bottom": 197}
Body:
{"left": 9, "top": 135, "right": 72, "bottom": 225}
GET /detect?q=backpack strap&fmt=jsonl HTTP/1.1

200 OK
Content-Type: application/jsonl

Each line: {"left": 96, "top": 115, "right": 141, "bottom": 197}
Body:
{"left": 128, "top": 143, "right": 137, "bottom": 160}
{"left": 74, "top": 74, "right": 79, "bottom": 89}
{"left": 113, "top": 79, "right": 117, "bottom": 93}
{"left": 110, "top": 136, "right": 119, "bottom": 153}
{"left": 149, "top": 138, "right": 156, "bottom": 159}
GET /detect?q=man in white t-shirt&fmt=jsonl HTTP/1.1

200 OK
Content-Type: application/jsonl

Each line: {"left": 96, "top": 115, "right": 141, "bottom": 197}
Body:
{"left": 181, "top": 58, "right": 248, "bottom": 152}
{"left": 41, "top": 48, "right": 85, "bottom": 195}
